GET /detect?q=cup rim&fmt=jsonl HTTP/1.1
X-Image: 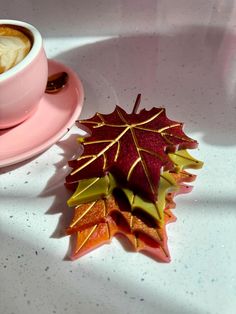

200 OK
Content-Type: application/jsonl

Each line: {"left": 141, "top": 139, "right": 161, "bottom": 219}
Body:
{"left": 0, "top": 19, "right": 42, "bottom": 83}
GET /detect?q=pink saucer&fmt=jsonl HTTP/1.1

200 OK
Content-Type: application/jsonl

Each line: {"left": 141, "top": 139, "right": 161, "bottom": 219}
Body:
{"left": 0, "top": 59, "right": 84, "bottom": 167}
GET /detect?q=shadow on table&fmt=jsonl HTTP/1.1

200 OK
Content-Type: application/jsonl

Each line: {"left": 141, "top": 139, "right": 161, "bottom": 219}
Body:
{"left": 39, "top": 134, "right": 80, "bottom": 234}
{"left": 0, "top": 152, "right": 47, "bottom": 174}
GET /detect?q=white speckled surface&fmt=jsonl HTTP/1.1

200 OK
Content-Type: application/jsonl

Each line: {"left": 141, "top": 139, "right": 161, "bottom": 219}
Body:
{"left": 1, "top": 1, "right": 236, "bottom": 314}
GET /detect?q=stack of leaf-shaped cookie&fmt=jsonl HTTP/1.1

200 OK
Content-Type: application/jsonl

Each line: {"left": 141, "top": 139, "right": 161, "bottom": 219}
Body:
{"left": 65, "top": 96, "right": 203, "bottom": 262}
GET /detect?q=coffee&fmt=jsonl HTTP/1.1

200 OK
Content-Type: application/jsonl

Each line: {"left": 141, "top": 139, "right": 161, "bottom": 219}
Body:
{"left": 0, "top": 25, "right": 32, "bottom": 74}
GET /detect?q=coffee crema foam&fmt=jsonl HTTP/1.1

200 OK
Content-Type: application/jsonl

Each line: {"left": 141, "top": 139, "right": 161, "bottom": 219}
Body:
{"left": 0, "top": 26, "right": 32, "bottom": 74}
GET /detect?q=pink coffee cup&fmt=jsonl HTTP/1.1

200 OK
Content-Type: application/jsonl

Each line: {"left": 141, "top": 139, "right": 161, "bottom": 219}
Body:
{"left": 0, "top": 20, "right": 48, "bottom": 129}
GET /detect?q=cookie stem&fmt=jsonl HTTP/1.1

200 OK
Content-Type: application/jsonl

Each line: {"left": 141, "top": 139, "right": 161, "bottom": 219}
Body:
{"left": 132, "top": 94, "right": 141, "bottom": 114}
